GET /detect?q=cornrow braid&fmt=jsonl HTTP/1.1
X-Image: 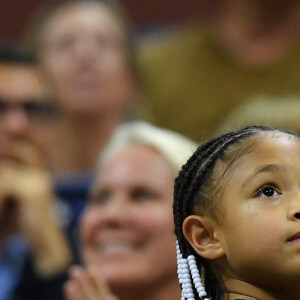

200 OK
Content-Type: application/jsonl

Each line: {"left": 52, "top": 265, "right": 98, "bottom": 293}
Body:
{"left": 173, "top": 125, "right": 300, "bottom": 300}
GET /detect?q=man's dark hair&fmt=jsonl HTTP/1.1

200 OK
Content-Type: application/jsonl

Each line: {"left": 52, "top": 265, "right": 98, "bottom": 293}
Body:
{"left": 0, "top": 39, "right": 35, "bottom": 64}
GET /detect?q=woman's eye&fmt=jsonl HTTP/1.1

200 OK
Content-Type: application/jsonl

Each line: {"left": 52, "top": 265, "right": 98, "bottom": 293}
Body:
{"left": 131, "top": 188, "right": 155, "bottom": 202}
{"left": 92, "top": 190, "right": 111, "bottom": 205}
{"left": 255, "top": 185, "right": 280, "bottom": 198}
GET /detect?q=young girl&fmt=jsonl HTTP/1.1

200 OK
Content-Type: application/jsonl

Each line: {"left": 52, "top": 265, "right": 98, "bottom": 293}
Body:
{"left": 174, "top": 125, "right": 300, "bottom": 300}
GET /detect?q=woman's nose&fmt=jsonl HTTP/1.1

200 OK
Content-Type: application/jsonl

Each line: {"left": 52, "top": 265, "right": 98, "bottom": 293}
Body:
{"left": 100, "top": 196, "right": 131, "bottom": 227}
{"left": 80, "top": 196, "right": 131, "bottom": 242}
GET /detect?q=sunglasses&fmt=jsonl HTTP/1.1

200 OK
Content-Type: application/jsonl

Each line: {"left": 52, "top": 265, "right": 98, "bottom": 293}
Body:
{"left": 0, "top": 98, "right": 57, "bottom": 122}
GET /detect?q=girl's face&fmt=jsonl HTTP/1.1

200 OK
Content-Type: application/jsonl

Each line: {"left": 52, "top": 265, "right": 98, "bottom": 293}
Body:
{"left": 39, "top": 2, "right": 135, "bottom": 116}
{"left": 217, "top": 133, "right": 300, "bottom": 293}
{"left": 80, "top": 145, "right": 177, "bottom": 289}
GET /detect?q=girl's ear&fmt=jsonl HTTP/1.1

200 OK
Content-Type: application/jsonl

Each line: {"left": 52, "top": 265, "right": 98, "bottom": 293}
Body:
{"left": 183, "top": 215, "right": 225, "bottom": 259}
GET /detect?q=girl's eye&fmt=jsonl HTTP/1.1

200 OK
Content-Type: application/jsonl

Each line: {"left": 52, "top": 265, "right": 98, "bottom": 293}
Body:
{"left": 255, "top": 184, "right": 280, "bottom": 198}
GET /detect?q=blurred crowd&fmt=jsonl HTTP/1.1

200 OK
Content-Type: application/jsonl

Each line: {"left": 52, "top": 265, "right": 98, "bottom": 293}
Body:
{"left": 1, "top": 0, "right": 300, "bottom": 299}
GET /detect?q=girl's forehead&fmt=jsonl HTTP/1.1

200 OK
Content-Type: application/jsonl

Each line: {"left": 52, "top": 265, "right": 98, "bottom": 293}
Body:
{"left": 232, "top": 131, "right": 298, "bottom": 155}
{"left": 214, "top": 131, "right": 300, "bottom": 178}
{"left": 247, "top": 131, "right": 300, "bottom": 153}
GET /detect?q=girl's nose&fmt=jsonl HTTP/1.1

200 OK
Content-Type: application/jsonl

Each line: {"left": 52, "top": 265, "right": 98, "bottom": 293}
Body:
{"left": 288, "top": 193, "right": 300, "bottom": 221}
{"left": 293, "top": 212, "right": 300, "bottom": 220}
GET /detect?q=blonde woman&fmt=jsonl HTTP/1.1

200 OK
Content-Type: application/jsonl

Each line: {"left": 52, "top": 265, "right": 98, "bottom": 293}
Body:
{"left": 65, "top": 121, "right": 197, "bottom": 300}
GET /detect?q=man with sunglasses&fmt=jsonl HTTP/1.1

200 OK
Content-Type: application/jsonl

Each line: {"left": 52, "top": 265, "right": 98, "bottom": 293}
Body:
{"left": 0, "top": 41, "right": 58, "bottom": 167}
{"left": 0, "top": 41, "right": 71, "bottom": 300}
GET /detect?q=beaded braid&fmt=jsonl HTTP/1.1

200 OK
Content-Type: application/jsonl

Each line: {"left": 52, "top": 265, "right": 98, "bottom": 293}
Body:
{"left": 173, "top": 125, "right": 299, "bottom": 300}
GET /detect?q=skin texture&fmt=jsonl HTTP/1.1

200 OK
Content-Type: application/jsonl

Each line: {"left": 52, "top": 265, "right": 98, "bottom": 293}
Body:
{"left": 68, "top": 144, "right": 180, "bottom": 300}
{"left": 184, "top": 132, "right": 300, "bottom": 300}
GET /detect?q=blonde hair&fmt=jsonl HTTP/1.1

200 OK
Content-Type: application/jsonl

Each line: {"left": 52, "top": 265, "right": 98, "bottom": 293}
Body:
{"left": 99, "top": 121, "right": 197, "bottom": 173}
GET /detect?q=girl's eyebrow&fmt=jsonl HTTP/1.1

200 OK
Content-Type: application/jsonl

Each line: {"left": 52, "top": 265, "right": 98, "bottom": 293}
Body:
{"left": 241, "top": 164, "right": 285, "bottom": 188}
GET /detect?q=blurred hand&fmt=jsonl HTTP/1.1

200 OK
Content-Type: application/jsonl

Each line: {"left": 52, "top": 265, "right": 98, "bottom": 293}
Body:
{"left": 0, "top": 138, "right": 49, "bottom": 169}
{"left": 0, "top": 138, "right": 52, "bottom": 237}
{"left": 0, "top": 140, "right": 71, "bottom": 276}
{"left": 65, "top": 266, "right": 118, "bottom": 300}
{"left": 0, "top": 162, "right": 54, "bottom": 241}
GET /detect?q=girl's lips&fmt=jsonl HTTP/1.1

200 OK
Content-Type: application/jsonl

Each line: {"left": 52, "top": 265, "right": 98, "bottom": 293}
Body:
{"left": 287, "top": 231, "right": 300, "bottom": 242}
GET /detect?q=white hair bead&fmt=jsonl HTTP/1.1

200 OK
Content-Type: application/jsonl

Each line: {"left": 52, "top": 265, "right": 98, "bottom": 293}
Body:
{"left": 195, "top": 283, "right": 204, "bottom": 290}
{"left": 176, "top": 241, "right": 209, "bottom": 300}
{"left": 191, "top": 269, "right": 200, "bottom": 275}
{"left": 187, "top": 293, "right": 195, "bottom": 298}
{"left": 183, "top": 278, "right": 192, "bottom": 284}
{"left": 199, "top": 291, "right": 207, "bottom": 297}
{"left": 193, "top": 278, "right": 201, "bottom": 284}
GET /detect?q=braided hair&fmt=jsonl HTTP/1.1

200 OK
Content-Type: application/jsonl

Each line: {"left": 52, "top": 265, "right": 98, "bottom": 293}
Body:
{"left": 173, "top": 125, "right": 300, "bottom": 300}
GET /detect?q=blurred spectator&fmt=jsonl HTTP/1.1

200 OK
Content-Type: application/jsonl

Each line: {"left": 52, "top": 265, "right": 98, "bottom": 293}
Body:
{"left": 64, "top": 121, "right": 197, "bottom": 300}
{"left": 138, "top": 0, "right": 300, "bottom": 142}
{"left": 20, "top": 1, "right": 139, "bottom": 256}
{"left": 0, "top": 41, "right": 71, "bottom": 300}
{"left": 22, "top": 0, "right": 138, "bottom": 173}
{"left": 215, "top": 95, "right": 300, "bottom": 135}
{"left": 0, "top": 41, "right": 57, "bottom": 168}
